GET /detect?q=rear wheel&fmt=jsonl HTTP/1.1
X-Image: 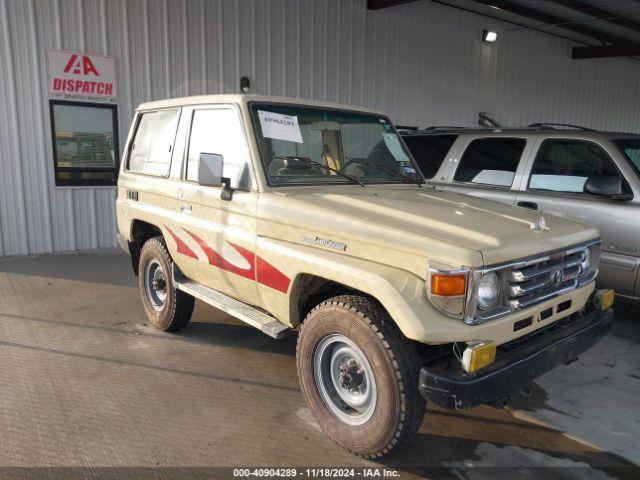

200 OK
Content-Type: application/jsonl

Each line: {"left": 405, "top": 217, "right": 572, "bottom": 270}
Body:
{"left": 296, "top": 295, "right": 426, "bottom": 458}
{"left": 139, "top": 237, "right": 194, "bottom": 332}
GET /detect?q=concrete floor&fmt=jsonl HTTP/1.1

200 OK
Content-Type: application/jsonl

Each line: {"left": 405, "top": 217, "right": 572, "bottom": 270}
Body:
{"left": 0, "top": 249, "right": 638, "bottom": 479}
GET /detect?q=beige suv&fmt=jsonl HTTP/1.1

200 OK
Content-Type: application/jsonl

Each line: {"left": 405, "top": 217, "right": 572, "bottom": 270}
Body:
{"left": 116, "top": 96, "right": 613, "bottom": 458}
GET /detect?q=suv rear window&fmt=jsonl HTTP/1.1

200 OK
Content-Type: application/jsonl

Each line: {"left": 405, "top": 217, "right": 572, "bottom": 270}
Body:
{"left": 529, "top": 139, "right": 621, "bottom": 193}
{"left": 402, "top": 134, "right": 457, "bottom": 179}
{"left": 454, "top": 138, "right": 525, "bottom": 187}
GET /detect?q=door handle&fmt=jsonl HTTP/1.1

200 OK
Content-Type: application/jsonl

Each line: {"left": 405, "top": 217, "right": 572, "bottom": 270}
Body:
{"left": 181, "top": 203, "right": 192, "bottom": 213}
{"left": 517, "top": 201, "right": 538, "bottom": 210}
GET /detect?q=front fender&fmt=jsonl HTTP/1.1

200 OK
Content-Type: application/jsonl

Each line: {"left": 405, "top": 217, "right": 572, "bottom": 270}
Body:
{"left": 255, "top": 237, "right": 597, "bottom": 346}
{"left": 255, "top": 236, "right": 443, "bottom": 342}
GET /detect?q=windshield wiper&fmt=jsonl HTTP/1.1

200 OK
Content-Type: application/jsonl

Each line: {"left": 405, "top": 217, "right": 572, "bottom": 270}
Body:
{"left": 345, "top": 157, "right": 423, "bottom": 187}
{"left": 273, "top": 156, "right": 365, "bottom": 187}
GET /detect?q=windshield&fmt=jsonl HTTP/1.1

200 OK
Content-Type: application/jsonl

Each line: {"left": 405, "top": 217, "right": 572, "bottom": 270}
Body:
{"left": 613, "top": 138, "right": 640, "bottom": 177}
{"left": 250, "top": 103, "right": 423, "bottom": 186}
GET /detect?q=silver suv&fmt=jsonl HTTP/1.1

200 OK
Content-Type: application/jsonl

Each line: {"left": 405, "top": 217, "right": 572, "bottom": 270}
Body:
{"left": 402, "top": 125, "right": 640, "bottom": 301}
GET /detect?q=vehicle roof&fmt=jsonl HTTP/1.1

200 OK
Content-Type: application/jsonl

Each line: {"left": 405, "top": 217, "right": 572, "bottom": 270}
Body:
{"left": 401, "top": 127, "right": 640, "bottom": 139}
{"left": 136, "top": 94, "right": 386, "bottom": 116}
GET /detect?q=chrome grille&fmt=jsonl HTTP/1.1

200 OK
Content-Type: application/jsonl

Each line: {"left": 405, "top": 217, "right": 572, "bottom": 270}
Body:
{"left": 507, "top": 250, "right": 587, "bottom": 310}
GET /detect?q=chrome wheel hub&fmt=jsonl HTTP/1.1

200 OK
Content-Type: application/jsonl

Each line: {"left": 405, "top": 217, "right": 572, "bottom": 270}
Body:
{"left": 145, "top": 259, "right": 167, "bottom": 311}
{"left": 313, "top": 334, "right": 377, "bottom": 425}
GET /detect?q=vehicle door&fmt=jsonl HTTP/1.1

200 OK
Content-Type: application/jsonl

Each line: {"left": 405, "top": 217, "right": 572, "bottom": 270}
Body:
{"left": 441, "top": 135, "right": 532, "bottom": 206}
{"left": 515, "top": 137, "right": 639, "bottom": 297}
{"left": 169, "top": 104, "right": 261, "bottom": 305}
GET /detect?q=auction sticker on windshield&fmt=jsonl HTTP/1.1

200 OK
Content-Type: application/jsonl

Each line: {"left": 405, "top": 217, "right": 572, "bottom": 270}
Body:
{"left": 258, "top": 110, "right": 303, "bottom": 143}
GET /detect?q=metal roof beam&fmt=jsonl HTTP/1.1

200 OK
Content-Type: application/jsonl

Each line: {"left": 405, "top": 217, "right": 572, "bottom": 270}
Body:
{"left": 367, "top": 0, "right": 421, "bottom": 10}
{"left": 550, "top": 0, "right": 640, "bottom": 36}
{"left": 469, "top": 0, "right": 628, "bottom": 44}
{"left": 572, "top": 43, "right": 640, "bottom": 59}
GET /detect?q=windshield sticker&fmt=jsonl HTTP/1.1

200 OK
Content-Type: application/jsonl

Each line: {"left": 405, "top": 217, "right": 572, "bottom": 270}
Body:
{"left": 258, "top": 110, "right": 303, "bottom": 143}
{"left": 382, "top": 132, "right": 409, "bottom": 162}
{"left": 403, "top": 165, "right": 416, "bottom": 175}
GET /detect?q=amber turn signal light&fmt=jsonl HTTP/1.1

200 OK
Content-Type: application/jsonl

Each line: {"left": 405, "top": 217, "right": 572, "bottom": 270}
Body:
{"left": 431, "top": 273, "right": 467, "bottom": 296}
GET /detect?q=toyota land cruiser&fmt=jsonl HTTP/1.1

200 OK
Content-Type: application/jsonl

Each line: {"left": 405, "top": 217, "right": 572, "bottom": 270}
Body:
{"left": 116, "top": 96, "right": 613, "bottom": 458}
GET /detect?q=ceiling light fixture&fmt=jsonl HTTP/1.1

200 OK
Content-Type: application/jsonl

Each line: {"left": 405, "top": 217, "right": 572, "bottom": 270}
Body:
{"left": 482, "top": 30, "right": 498, "bottom": 43}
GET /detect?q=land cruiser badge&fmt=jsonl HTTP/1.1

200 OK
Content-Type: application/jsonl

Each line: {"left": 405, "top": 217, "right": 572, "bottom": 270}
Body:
{"left": 304, "top": 236, "right": 347, "bottom": 251}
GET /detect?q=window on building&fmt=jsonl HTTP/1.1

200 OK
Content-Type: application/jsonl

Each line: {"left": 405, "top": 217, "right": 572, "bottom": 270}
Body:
{"left": 454, "top": 138, "right": 525, "bottom": 187}
{"left": 529, "top": 139, "right": 622, "bottom": 193}
{"left": 128, "top": 108, "right": 181, "bottom": 176}
{"left": 403, "top": 134, "right": 458, "bottom": 179}
{"left": 186, "top": 108, "right": 252, "bottom": 189}
{"left": 50, "top": 100, "right": 119, "bottom": 186}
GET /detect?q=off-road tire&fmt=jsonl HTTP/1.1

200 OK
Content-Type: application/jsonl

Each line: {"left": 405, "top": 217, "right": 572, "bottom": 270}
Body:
{"left": 138, "top": 236, "right": 194, "bottom": 332}
{"left": 296, "top": 295, "right": 426, "bottom": 458}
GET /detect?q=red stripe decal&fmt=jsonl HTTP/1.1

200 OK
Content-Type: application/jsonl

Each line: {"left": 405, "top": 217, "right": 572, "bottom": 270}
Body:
{"left": 165, "top": 226, "right": 198, "bottom": 259}
{"left": 256, "top": 257, "right": 291, "bottom": 293}
{"left": 169, "top": 227, "right": 290, "bottom": 294}
{"left": 183, "top": 230, "right": 256, "bottom": 281}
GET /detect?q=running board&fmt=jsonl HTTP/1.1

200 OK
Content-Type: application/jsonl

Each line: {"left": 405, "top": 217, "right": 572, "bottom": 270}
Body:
{"left": 172, "top": 268, "right": 289, "bottom": 339}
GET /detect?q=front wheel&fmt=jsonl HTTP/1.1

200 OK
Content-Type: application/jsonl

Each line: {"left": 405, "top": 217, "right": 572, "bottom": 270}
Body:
{"left": 296, "top": 295, "right": 426, "bottom": 458}
{"left": 138, "top": 237, "right": 194, "bottom": 332}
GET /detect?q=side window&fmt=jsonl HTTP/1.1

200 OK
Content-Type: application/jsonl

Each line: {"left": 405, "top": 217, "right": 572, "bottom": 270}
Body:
{"left": 186, "top": 108, "right": 251, "bottom": 188}
{"left": 529, "top": 139, "right": 622, "bottom": 194}
{"left": 128, "top": 108, "right": 180, "bottom": 176}
{"left": 402, "top": 134, "right": 458, "bottom": 179}
{"left": 454, "top": 138, "right": 525, "bottom": 187}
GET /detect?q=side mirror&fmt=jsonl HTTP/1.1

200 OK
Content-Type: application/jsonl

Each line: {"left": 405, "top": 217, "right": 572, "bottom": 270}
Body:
{"left": 583, "top": 175, "right": 629, "bottom": 200}
{"left": 198, "top": 153, "right": 224, "bottom": 186}
{"left": 198, "top": 153, "right": 233, "bottom": 201}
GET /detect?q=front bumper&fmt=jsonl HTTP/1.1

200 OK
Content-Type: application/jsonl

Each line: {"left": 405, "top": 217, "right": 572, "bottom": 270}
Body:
{"left": 419, "top": 308, "right": 613, "bottom": 409}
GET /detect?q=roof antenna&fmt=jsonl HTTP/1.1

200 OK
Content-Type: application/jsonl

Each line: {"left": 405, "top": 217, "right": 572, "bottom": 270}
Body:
{"left": 478, "top": 112, "right": 501, "bottom": 128}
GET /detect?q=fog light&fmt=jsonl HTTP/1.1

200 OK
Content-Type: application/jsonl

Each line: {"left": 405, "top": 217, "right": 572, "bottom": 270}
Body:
{"left": 595, "top": 289, "right": 615, "bottom": 311}
{"left": 461, "top": 340, "right": 496, "bottom": 373}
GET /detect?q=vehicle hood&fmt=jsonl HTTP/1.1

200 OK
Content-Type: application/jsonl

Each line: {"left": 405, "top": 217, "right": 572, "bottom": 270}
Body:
{"left": 257, "top": 186, "right": 599, "bottom": 271}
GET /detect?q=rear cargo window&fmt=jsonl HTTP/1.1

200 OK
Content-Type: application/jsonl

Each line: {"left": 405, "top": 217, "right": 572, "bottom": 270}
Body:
{"left": 402, "top": 134, "right": 457, "bottom": 179}
{"left": 128, "top": 108, "right": 180, "bottom": 176}
{"left": 454, "top": 138, "right": 525, "bottom": 187}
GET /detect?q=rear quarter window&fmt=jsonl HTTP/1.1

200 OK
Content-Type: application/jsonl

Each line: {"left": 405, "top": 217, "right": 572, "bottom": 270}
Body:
{"left": 529, "top": 139, "right": 622, "bottom": 193}
{"left": 454, "top": 137, "right": 526, "bottom": 187}
{"left": 402, "top": 134, "right": 457, "bottom": 179}
{"left": 612, "top": 138, "right": 640, "bottom": 177}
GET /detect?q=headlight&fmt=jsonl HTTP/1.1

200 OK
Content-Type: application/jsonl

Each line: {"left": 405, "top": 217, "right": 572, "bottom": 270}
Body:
{"left": 477, "top": 272, "right": 500, "bottom": 310}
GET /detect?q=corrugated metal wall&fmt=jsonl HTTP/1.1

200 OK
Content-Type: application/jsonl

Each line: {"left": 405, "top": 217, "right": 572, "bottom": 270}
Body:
{"left": 1, "top": 0, "right": 640, "bottom": 257}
